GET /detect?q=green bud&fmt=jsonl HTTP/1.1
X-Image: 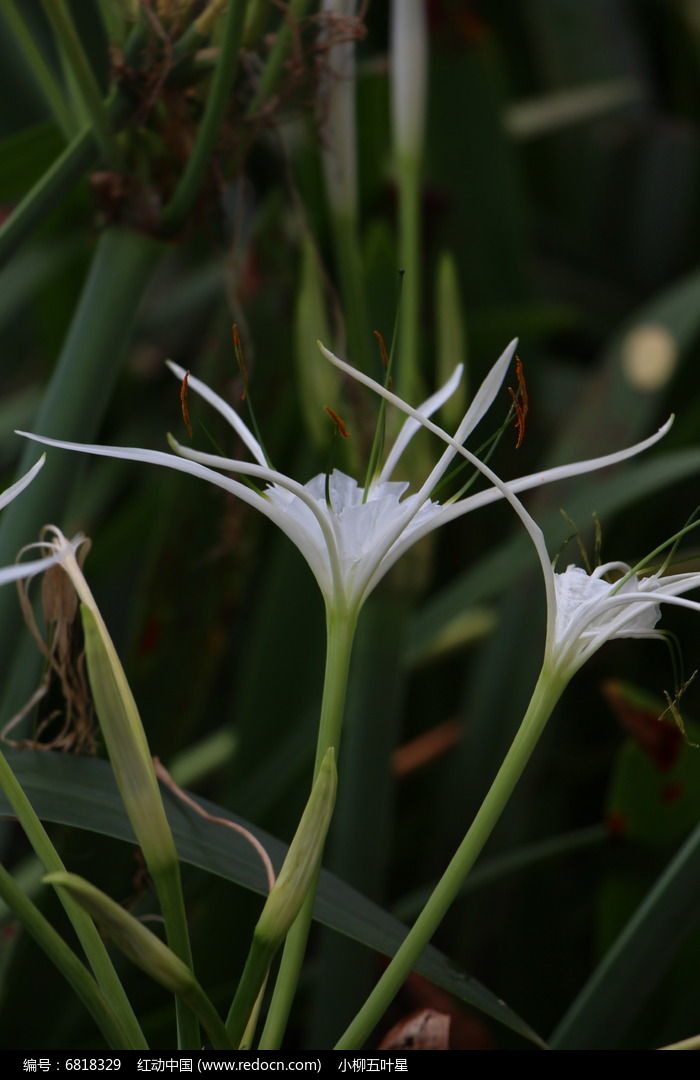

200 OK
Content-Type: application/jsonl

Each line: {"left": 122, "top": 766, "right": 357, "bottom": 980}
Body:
{"left": 44, "top": 872, "right": 232, "bottom": 1051}
{"left": 80, "top": 604, "right": 177, "bottom": 874}
{"left": 256, "top": 747, "right": 337, "bottom": 948}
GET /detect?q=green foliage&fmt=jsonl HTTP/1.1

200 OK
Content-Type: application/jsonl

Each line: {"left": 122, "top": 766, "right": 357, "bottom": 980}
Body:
{"left": 2, "top": 0, "right": 700, "bottom": 1053}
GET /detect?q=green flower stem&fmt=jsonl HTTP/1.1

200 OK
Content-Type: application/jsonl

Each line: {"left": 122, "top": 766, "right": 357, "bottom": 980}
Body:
{"left": 153, "top": 863, "right": 200, "bottom": 1050}
{"left": 395, "top": 152, "right": 422, "bottom": 404}
{"left": 0, "top": 865, "right": 136, "bottom": 1049}
{"left": 335, "top": 665, "right": 567, "bottom": 1051}
{"left": 4, "top": 0, "right": 75, "bottom": 140}
{"left": 226, "top": 935, "right": 276, "bottom": 1049}
{"left": 393, "top": 823, "right": 608, "bottom": 922}
{"left": 259, "top": 608, "right": 358, "bottom": 1050}
{"left": 309, "top": 593, "right": 406, "bottom": 1045}
{"left": 0, "top": 227, "right": 164, "bottom": 708}
{"left": 159, "top": 0, "right": 249, "bottom": 235}
{"left": 245, "top": 0, "right": 311, "bottom": 120}
{"left": 231, "top": 748, "right": 337, "bottom": 1048}
{"left": 331, "top": 211, "right": 371, "bottom": 373}
{"left": 40, "top": 0, "right": 121, "bottom": 167}
{"left": 0, "top": 751, "right": 147, "bottom": 1049}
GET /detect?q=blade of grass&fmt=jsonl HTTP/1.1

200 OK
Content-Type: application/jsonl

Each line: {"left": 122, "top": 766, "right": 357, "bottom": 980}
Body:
{"left": 0, "top": 750, "right": 146, "bottom": 1048}
{"left": 0, "top": 865, "right": 139, "bottom": 1049}
{"left": 550, "top": 821, "right": 700, "bottom": 1049}
{"left": 0, "top": 226, "right": 164, "bottom": 712}
{"left": 3, "top": 1, "right": 76, "bottom": 140}
{"left": 39, "top": 0, "right": 121, "bottom": 167}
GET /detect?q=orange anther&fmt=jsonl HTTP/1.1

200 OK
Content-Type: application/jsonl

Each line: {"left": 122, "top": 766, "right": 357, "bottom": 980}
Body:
{"left": 180, "top": 370, "right": 193, "bottom": 438}
{"left": 373, "top": 329, "right": 390, "bottom": 369}
{"left": 508, "top": 356, "right": 528, "bottom": 449}
{"left": 325, "top": 406, "right": 351, "bottom": 438}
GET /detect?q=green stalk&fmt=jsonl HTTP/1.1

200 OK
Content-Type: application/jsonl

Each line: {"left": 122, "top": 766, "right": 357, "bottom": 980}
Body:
{"left": 0, "top": 227, "right": 164, "bottom": 708}
{"left": 0, "top": 865, "right": 136, "bottom": 1049}
{"left": 395, "top": 152, "right": 422, "bottom": 403}
{"left": 0, "top": 125, "right": 96, "bottom": 270}
{"left": 331, "top": 212, "right": 371, "bottom": 373}
{"left": 227, "top": 0, "right": 313, "bottom": 173}
{"left": 245, "top": 0, "right": 312, "bottom": 119}
{"left": 96, "top": 0, "right": 127, "bottom": 44}
{"left": 227, "top": 936, "right": 276, "bottom": 1048}
{"left": 229, "top": 748, "right": 337, "bottom": 1048}
{"left": 40, "top": 0, "right": 121, "bottom": 167}
{"left": 159, "top": 0, "right": 249, "bottom": 235}
{"left": 0, "top": 752, "right": 147, "bottom": 1048}
{"left": 335, "top": 665, "right": 567, "bottom": 1050}
{"left": 3, "top": 0, "right": 75, "bottom": 139}
{"left": 259, "top": 608, "right": 358, "bottom": 1050}
{"left": 308, "top": 593, "right": 405, "bottom": 1045}
{"left": 394, "top": 823, "right": 608, "bottom": 922}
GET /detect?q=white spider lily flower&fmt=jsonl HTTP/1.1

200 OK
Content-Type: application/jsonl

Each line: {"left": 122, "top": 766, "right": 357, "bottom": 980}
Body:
{"left": 18, "top": 339, "right": 672, "bottom": 620}
{"left": 322, "top": 346, "right": 700, "bottom": 683}
{"left": 0, "top": 455, "right": 80, "bottom": 587}
{"left": 17, "top": 342, "right": 507, "bottom": 616}
{"left": 547, "top": 561, "right": 700, "bottom": 681}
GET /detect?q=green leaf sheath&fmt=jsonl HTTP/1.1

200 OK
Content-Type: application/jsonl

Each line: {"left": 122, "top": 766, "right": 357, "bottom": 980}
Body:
{"left": 0, "top": 227, "right": 164, "bottom": 700}
{"left": 45, "top": 872, "right": 231, "bottom": 1051}
{"left": 0, "top": 751, "right": 146, "bottom": 1048}
{"left": 79, "top": 603, "right": 199, "bottom": 1050}
{"left": 0, "top": 864, "right": 140, "bottom": 1049}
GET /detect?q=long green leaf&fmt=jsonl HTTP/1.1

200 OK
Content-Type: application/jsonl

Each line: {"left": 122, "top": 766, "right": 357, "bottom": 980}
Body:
{"left": 550, "top": 822, "right": 700, "bottom": 1049}
{"left": 0, "top": 749, "right": 545, "bottom": 1047}
{"left": 0, "top": 865, "right": 138, "bottom": 1049}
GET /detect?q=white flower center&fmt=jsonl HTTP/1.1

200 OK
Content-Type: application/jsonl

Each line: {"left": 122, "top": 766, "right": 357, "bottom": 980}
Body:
{"left": 265, "top": 469, "right": 441, "bottom": 581}
{"left": 553, "top": 565, "right": 661, "bottom": 652}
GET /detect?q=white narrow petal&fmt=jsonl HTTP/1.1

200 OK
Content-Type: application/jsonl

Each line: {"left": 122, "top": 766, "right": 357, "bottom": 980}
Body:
{"left": 17, "top": 430, "right": 340, "bottom": 596}
{"left": 372, "top": 411, "right": 676, "bottom": 551}
{"left": 591, "top": 561, "right": 633, "bottom": 579}
{"left": 0, "top": 550, "right": 71, "bottom": 587}
{"left": 167, "top": 436, "right": 344, "bottom": 594}
{"left": 17, "top": 431, "right": 348, "bottom": 606}
{"left": 319, "top": 340, "right": 555, "bottom": 617}
{"left": 506, "top": 415, "right": 674, "bottom": 490}
{"left": 640, "top": 571, "right": 700, "bottom": 593}
{"left": 451, "top": 338, "right": 518, "bottom": 443}
{"left": 604, "top": 590, "right": 700, "bottom": 614}
{"left": 379, "top": 364, "right": 464, "bottom": 482}
{"left": 0, "top": 454, "right": 45, "bottom": 511}
{"left": 165, "top": 360, "right": 268, "bottom": 467}
{"left": 0, "top": 530, "right": 84, "bottom": 588}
